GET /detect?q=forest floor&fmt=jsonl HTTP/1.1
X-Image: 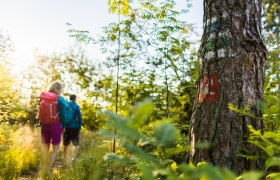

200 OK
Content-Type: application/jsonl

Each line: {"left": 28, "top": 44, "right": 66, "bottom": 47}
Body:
{"left": 3, "top": 129, "right": 109, "bottom": 179}
{"left": 18, "top": 158, "right": 65, "bottom": 180}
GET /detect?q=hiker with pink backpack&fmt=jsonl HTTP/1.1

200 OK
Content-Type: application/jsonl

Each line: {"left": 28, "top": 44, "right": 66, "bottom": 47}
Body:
{"left": 38, "top": 81, "right": 66, "bottom": 170}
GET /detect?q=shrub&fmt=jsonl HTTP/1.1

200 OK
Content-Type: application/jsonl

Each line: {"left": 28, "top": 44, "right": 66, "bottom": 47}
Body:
{"left": 0, "top": 125, "right": 40, "bottom": 179}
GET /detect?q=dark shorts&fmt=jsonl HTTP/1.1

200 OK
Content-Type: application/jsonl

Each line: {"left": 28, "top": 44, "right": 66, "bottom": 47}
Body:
{"left": 41, "top": 123, "right": 62, "bottom": 145}
{"left": 63, "top": 128, "right": 80, "bottom": 146}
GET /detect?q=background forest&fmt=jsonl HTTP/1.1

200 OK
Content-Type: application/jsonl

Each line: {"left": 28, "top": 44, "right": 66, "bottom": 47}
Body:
{"left": 0, "top": 0, "right": 279, "bottom": 179}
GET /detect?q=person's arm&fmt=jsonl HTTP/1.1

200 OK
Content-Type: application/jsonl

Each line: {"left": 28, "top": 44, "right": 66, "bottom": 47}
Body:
{"left": 76, "top": 105, "right": 82, "bottom": 130}
{"left": 58, "top": 96, "right": 67, "bottom": 128}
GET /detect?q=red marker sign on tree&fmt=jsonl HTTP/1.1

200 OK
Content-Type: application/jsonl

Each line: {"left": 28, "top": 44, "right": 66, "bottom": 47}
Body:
{"left": 199, "top": 73, "right": 221, "bottom": 103}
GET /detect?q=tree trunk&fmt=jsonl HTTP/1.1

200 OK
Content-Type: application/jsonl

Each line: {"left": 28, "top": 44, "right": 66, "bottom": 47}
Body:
{"left": 188, "top": 0, "right": 267, "bottom": 174}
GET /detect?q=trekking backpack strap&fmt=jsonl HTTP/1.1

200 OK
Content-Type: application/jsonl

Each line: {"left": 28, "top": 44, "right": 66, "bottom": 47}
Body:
{"left": 50, "top": 101, "right": 59, "bottom": 119}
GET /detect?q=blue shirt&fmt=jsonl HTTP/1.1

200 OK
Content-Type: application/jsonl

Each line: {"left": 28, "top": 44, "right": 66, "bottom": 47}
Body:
{"left": 68, "top": 101, "right": 82, "bottom": 130}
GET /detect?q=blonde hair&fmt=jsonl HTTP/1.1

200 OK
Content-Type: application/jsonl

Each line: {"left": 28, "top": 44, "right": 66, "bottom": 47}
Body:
{"left": 47, "top": 81, "right": 62, "bottom": 95}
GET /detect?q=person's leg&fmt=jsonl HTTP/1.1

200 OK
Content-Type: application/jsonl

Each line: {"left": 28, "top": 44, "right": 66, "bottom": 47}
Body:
{"left": 41, "top": 125, "right": 51, "bottom": 151}
{"left": 41, "top": 143, "right": 50, "bottom": 172}
{"left": 63, "top": 128, "right": 70, "bottom": 164}
{"left": 72, "top": 145, "right": 79, "bottom": 161}
{"left": 63, "top": 145, "right": 69, "bottom": 162}
{"left": 41, "top": 126, "right": 51, "bottom": 170}
{"left": 49, "top": 124, "right": 62, "bottom": 169}
{"left": 42, "top": 143, "right": 50, "bottom": 158}
{"left": 49, "top": 144, "right": 60, "bottom": 169}
{"left": 71, "top": 129, "right": 80, "bottom": 161}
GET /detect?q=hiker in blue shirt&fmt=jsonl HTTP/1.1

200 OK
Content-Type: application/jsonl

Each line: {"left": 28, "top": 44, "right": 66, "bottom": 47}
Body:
{"left": 62, "top": 94, "right": 82, "bottom": 163}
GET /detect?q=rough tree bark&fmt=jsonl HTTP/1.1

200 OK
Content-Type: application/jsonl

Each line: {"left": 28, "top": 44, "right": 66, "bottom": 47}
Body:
{"left": 188, "top": 0, "right": 267, "bottom": 174}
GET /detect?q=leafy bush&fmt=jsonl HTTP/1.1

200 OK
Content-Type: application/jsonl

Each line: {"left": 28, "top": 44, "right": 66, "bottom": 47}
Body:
{"left": 228, "top": 103, "right": 280, "bottom": 179}
{"left": 0, "top": 125, "right": 40, "bottom": 179}
{"left": 247, "top": 126, "right": 280, "bottom": 179}
{"left": 100, "top": 100, "right": 242, "bottom": 179}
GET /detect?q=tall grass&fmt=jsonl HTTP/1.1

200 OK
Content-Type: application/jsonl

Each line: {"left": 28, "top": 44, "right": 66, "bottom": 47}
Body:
{"left": 0, "top": 125, "right": 40, "bottom": 179}
{"left": 38, "top": 129, "right": 113, "bottom": 179}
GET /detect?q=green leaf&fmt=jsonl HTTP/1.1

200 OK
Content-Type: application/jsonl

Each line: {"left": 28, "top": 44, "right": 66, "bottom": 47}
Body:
{"left": 103, "top": 153, "right": 134, "bottom": 165}
{"left": 152, "top": 168, "right": 170, "bottom": 177}
{"left": 138, "top": 162, "right": 155, "bottom": 180}
{"left": 108, "top": 0, "right": 130, "bottom": 15}
{"left": 130, "top": 99, "right": 154, "bottom": 129}
{"left": 269, "top": 105, "right": 279, "bottom": 114}
{"left": 165, "top": 145, "right": 190, "bottom": 157}
{"left": 103, "top": 111, "right": 143, "bottom": 141}
{"left": 239, "top": 171, "right": 264, "bottom": 180}
{"left": 180, "top": 164, "right": 235, "bottom": 180}
{"left": 266, "top": 173, "right": 280, "bottom": 180}
{"left": 154, "top": 123, "right": 178, "bottom": 146}
{"left": 123, "top": 142, "right": 161, "bottom": 167}
{"left": 265, "top": 157, "right": 280, "bottom": 170}
{"left": 110, "top": 34, "right": 117, "bottom": 41}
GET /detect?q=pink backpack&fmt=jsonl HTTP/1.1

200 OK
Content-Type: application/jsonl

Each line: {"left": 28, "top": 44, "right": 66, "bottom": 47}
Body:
{"left": 38, "top": 92, "right": 60, "bottom": 125}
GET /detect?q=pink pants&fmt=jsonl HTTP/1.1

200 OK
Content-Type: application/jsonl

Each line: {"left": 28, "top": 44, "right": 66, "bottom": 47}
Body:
{"left": 41, "top": 123, "right": 62, "bottom": 145}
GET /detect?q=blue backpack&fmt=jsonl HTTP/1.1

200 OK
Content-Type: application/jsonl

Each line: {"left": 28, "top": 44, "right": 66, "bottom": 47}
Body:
{"left": 58, "top": 97, "right": 76, "bottom": 126}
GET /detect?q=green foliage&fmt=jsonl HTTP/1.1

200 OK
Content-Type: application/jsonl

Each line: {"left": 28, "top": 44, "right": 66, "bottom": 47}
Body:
{"left": 0, "top": 65, "right": 16, "bottom": 122}
{"left": 130, "top": 99, "right": 154, "bottom": 128}
{"left": 180, "top": 163, "right": 236, "bottom": 180}
{"left": 108, "top": 0, "right": 131, "bottom": 15}
{"left": 228, "top": 99, "right": 280, "bottom": 177}
{"left": 263, "top": 0, "right": 280, "bottom": 132}
{"left": 238, "top": 171, "right": 264, "bottom": 180}
{"left": 0, "top": 125, "right": 40, "bottom": 179}
{"left": 0, "top": 32, "right": 27, "bottom": 124}
{"left": 0, "top": 0, "right": 278, "bottom": 178}
{"left": 263, "top": 0, "right": 280, "bottom": 34}
{"left": 228, "top": 103, "right": 259, "bottom": 119}
{"left": 67, "top": 23, "right": 95, "bottom": 44}
{"left": 101, "top": 100, "right": 239, "bottom": 179}
{"left": 66, "top": 0, "right": 198, "bottom": 133}
{"left": 99, "top": 99, "right": 280, "bottom": 179}
{"left": 264, "top": 51, "right": 280, "bottom": 131}
{"left": 97, "top": 0, "right": 197, "bottom": 132}
{"left": 248, "top": 126, "right": 280, "bottom": 159}
{"left": 264, "top": 20, "right": 280, "bottom": 130}
{"left": 79, "top": 100, "right": 106, "bottom": 130}
{"left": 246, "top": 126, "right": 280, "bottom": 179}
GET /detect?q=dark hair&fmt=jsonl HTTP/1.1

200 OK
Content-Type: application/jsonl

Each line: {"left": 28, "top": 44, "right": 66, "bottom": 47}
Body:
{"left": 70, "top": 94, "right": 76, "bottom": 101}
